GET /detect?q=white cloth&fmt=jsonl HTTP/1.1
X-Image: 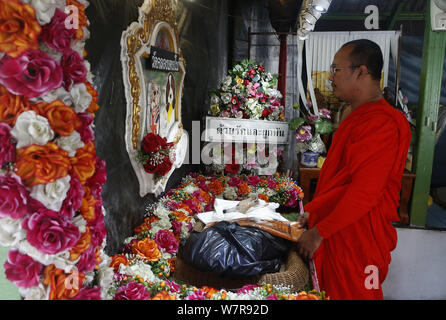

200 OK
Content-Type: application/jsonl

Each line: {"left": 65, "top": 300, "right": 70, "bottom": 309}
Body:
{"left": 196, "top": 198, "right": 288, "bottom": 225}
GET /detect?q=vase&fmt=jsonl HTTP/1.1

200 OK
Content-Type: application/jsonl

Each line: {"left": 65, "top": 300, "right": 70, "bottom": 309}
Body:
{"left": 300, "top": 150, "right": 319, "bottom": 167}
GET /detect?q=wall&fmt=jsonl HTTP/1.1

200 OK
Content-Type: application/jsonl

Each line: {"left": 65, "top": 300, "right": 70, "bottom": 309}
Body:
{"left": 85, "top": 0, "right": 229, "bottom": 255}
{"left": 383, "top": 227, "right": 446, "bottom": 299}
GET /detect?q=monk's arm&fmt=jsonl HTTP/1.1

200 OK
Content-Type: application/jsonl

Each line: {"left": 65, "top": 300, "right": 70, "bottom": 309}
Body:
{"left": 314, "top": 119, "right": 399, "bottom": 239}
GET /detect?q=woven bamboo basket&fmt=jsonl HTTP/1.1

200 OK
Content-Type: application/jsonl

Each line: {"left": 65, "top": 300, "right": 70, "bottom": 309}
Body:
{"left": 173, "top": 248, "right": 310, "bottom": 292}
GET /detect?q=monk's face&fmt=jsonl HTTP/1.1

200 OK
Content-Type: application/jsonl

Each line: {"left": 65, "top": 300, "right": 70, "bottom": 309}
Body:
{"left": 328, "top": 45, "right": 358, "bottom": 102}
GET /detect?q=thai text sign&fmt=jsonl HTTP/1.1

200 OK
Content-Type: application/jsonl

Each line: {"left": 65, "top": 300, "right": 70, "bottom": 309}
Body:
{"left": 149, "top": 46, "right": 179, "bottom": 72}
{"left": 204, "top": 116, "right": 289, "bottom": 144}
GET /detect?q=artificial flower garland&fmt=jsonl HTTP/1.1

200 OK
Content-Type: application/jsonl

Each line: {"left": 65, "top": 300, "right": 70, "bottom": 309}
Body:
{"left": 0, "top": 0, "right": 113, "bottom": 300}
{"left": 107, "top": 173, "right": 328, "bottom": 300}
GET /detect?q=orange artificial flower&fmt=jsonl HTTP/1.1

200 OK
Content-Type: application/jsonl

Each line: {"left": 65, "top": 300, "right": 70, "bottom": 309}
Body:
{"left": 109, "top": 254, "right": 128, "bottom": 272}
{"left": 70, "top": 141, "right": 97, "bottom": 184}
{"left": 171, "top": 210, "right": 190, "bottom": 223}
{"left": 0, "top": 85, "right": 32, "bottom": 125}
{"left": 43, "top": 265, "right": 86, "bottom": 300}
{"left": 0, "top": 0, "right": 41, "bottom": 58}
{"left": 201, "top": 286, "right": 218, "bottom": 299}
{"left": 237, "top": 182, "right": 251, "bottom": 196}
{"left": 167, "top": 258, "right": 176, "bottom": 274}
{"left": 176, "top": 203, "right": 192, "bottom": 215}
{"left": 258, "top": 193, "right": 269, "bottom": 202}
{"left": 35, "top": 100, "right": 81, "bottom": 137}
{"left": 69, "top": 226, "right": 91, "bottom": 261}
{"left": 208, "top": 179, "right": 224, "bottom": 195}
{"left": 79, "top": 188, "right": 98, "bottom": 222}
{"left": 131, "top": 238, "right": 162, "bottom": 262}
{"left": 94, "top": 246, "right": 102, "bottom": 270}
{"left": 199, "top": 189, "right": 212, "bottom": 204}
{"left": 152, "top": 290, "right": 176, "bottom": 300}
{"left": 85, "top": 82, "right": 100, "bottom": 115}
{"left": 15, "top": 142, "right": 71, "bottom": 186}
{"left": 66, "top": 0, "right": 88, "bottom": 40}
{"left": 134, "top": 217, "right": 153, "bottom": 234}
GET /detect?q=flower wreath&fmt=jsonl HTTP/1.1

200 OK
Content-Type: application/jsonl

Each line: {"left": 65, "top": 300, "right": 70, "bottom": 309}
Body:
{"left": 0, "top": 0, "right": 113, "bottom": 300}
{"left": 107, "top": 173, "right": 328, "bottom": 300}
{"left": 137, "top": 132, "right": 175, "bottom": 177}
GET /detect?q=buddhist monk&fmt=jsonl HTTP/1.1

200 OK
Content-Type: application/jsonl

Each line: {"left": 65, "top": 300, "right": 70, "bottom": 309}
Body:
{"left": 296, "top": 39, "right": 411, "bottom": 300}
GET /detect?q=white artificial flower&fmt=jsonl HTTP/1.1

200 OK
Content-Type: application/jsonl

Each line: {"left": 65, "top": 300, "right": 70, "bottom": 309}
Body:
{"left": 30, "top": 86, "right": 72, "bottom": 106}
{"left": 180, "top": 223, "right": 190, "bottom": 240}
{"left": 246, "top": 98, "right": 259, "bottom": 111}
{"left": 71, "top": 214, "right": 87, "bottom": 234}
{"left": 55, "top": 131, "right": 84, "bottom": 157}
{"left": 210, "top": 94, "right": 220, "bottom": 105}
{"left": 223, "top": 186, "right": 237, "bottom": 200}
{"left": 153, "top": 205, "right": 170, "bottom": 220}
{"left": 221, "top": 92, "right": 232, "bottom": 104}
{"left": 19, "top": 283, "right": 49, "bottom": 300}
{"left": 183, "top": 184, "right": 198, "bottom": 195}
{"left": 38, "top": 42, "right": 62, "bottom": 61}
{"left": 97, "top": 266, "right": 115, "bottom": 300}
{"left": 29, "top": 176, "right": 71, "bottom": 212}
{"left": 222, "top": 75, "right": 232, "bottom": 87}
{"left": 16, "top": 240, "right": 79, "bottom": 273}
{"left": 119, "top": 260, "right": 155, "bottom": 283}
{"left": 150, "top": 217, "right": 172, "bottom": 236}
{"left": 123, "top": 235, "right": 137, "bottom": 244}
{"left": 22, "top": 0, "right": 66, "bottom": 25}
{"left": 233, "top": 65, "right": 243, "bottom": 72}
{"left": 69, "top": 83, "right": 92, "bottom": 114}
{"left": 0, "top": 217, "right": 26, "bottom": 247}
{"left": 10, "top": 111, "right": 55, "bottom": 148}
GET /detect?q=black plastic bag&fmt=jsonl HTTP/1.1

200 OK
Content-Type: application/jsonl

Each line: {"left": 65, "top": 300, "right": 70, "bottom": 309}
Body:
{"left": 179, "top": 221, "right": 291, "bottom": 278}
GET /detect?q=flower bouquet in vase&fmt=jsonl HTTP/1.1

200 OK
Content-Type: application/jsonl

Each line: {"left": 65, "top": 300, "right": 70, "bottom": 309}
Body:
{"left": 289, "top": 102, "right": 333, "bottom": 167}
{"left": 205, "top": 59, "right": 287, "bottom": 176}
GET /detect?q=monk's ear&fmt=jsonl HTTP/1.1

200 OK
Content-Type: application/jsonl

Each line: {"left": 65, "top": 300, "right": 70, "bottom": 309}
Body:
{"left": 357, "top": 65, "right": 368, "bottom": 79}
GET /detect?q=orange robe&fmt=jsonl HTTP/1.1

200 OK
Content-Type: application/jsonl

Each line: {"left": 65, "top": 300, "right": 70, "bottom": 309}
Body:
{"left": 305, "top": 99, "right": 411, "bottom": 300}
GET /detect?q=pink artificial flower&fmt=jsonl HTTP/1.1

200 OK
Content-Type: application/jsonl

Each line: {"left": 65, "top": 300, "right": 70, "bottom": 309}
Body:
{"left": 61, "top": 49, "right": 87, "bottom": 90}
{"left": 295, "top": 125, "right": 312, "bottom": 143}
{"left": 236, "top": 284, "right": 261, "bottom": 294}
{"left": 266, "top": 294, "right": 280, "bottom": 300}
{"left": 0, "top": 123, "right": 16, "bottom": 167}
{"left": 192, "top": 190, "right": 204, "bottom": 202}
{"left": 40, "top": 9, "right": 76, "bottom": 52}
{"left": 76, "top": 112, "right": 95, "bottom": 143}
{"left": 60, "top": 176, "right": 84, "bottom": 219}
{"left": 246, "top": 175, "right": 260, "bottom": 186}
{"left": 0, "top": 49, "right": 63, "bottom": 98}
{"left": 86, "top": 156, "right": 107, "bottom": 200}
{"left": 270, "top": 98, "right": 281, "bottom": 107}
{"left": 21, "top": 208, "right": 80, "bottom": 255}
{"left": 114, "top": 281, "right": 151, "bottom": 300}
{"left": 0, "top": 173, "right": 30, "bottom": 219}
{"left": 166, "top": 280, "right": 181, "bottom": 293}
{"left": 154, "top": 229, "right": 179, "bottom": 254}
{"left": 227, "top": 176, "right": 242, "bottom": 187}
{"left": 185, "top": 289, "right": 207, "bottom": 300}
{"left": 171, "top": 220, "right": 182, "bottom": 237}
{"left": 4, "top": 249, "right": 43, "bottom": 288}
{"left": 183, "top": 198, "right": 200, "bottom": 214}
{"left": 319, "top": 108, "right": 331, "bottom": 119}
{"left": 267, "top": 179, "right": 277, "bottom": 189}
{"left": 76, "top": 245, "right": 97, "bottom": 273}
{"left": 195, "top": 180, "right": 209, "bottom": 192}
{"left": 308, "top": 115, "right": 319, "bottom": 123}
{"left": 88, "top": 212, "right": 106, "bottom": 247}
{"left": 285, "top": 187, "right": 299, "bottom": 207}
{"left": 72, "top": 286, "right": 102, "bottom": 300}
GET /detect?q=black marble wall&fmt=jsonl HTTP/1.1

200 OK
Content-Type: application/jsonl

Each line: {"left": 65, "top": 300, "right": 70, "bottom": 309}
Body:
{"left": 85, "top": 0, "right": 229, "bottom": 255}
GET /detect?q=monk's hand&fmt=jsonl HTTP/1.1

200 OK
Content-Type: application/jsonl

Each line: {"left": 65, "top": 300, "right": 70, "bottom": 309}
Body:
{"left": 296, "top": 226, "right": 323, "bottom": 261}
{"left": 297, "top": 211, "right": 310, "bottom": 229}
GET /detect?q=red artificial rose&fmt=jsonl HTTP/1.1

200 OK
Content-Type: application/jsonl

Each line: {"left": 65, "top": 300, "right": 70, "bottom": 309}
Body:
{"left": 225, "top": 163, "right": 240, "bottom": 175}
{"left": 262, "top": 108, "right": 272, "bottom": 118}
{"left": 142, "top": 132, "right": 168, "bottom": 154}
